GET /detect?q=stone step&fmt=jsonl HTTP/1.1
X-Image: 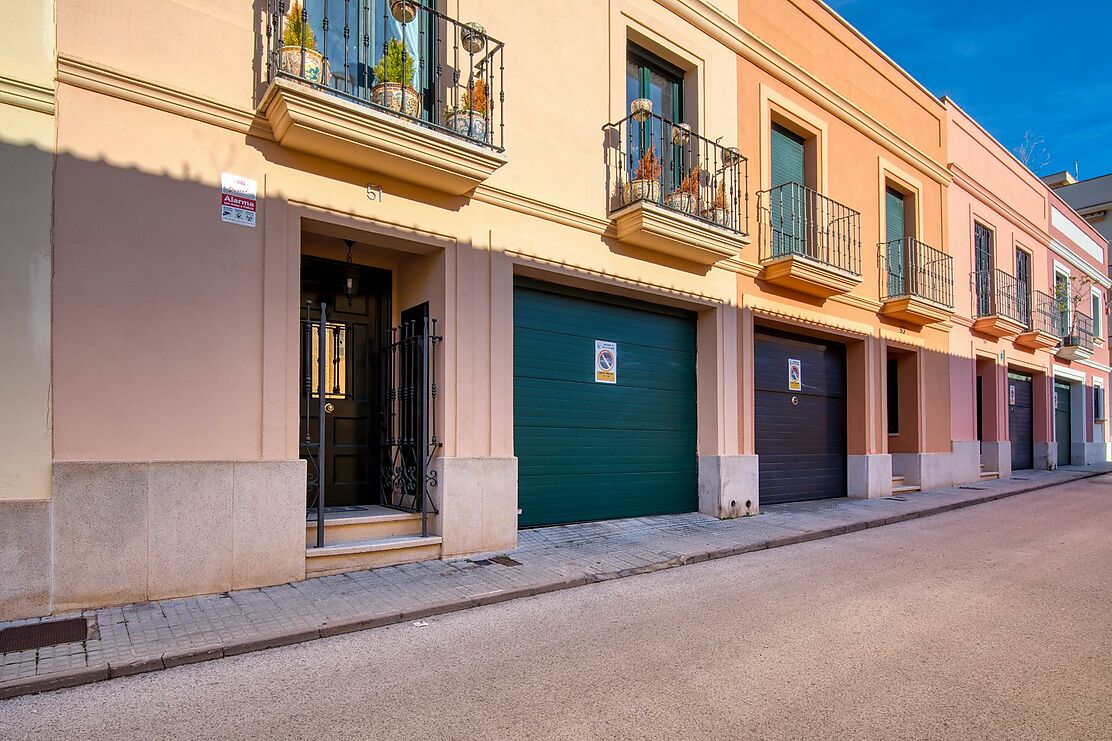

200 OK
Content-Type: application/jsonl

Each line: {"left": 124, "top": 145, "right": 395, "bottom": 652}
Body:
{"left": 305, "top": 535, "right": 442, "bottom": 577}
{"left": 980, "top": 471, "right": 1000, "bottom": 480}
{"left": 305, "top": 509, "right": 423, "bottom": 547}
{"left": 891, "top": 475, "right": 907, "bottom": 485}
{"left": 891, "top": 484, "right": 920, "bottom": 494}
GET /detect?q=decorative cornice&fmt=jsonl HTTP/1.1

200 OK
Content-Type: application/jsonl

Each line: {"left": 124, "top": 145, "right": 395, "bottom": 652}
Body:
{"left": 56, "top": 54, "right": 266, "bottom": 137}
{"left": 1048, "top": 239, "right": 1112, "bottom": 289}
{"left": 472, "top": 185, "right": 610, "bottom": 235}
{"left": 657, "top": 0, "right": 951, "bottom": 185}
{"left": 0, "top": 73, "right": 55, "bottom": 115}
{"left": 948, "top": 163, "right": 1051, "bottom": 246}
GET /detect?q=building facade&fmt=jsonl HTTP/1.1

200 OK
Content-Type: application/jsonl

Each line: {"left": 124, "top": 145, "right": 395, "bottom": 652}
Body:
{"left": 1043, "top": 170, "right": 1112, "bottom": 253}
{"left": 0, "top": 0, "right": 1106, "bottom": 620}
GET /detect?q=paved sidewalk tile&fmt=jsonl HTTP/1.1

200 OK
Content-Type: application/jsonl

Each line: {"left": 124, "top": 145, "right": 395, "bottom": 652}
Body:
{"left": 1, "top": 465, "right": 1109, "bottom": 697}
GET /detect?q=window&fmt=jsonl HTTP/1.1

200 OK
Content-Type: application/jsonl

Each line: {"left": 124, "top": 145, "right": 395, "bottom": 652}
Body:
{"left": 973, "top": 223, "right": 994, "bottom": 316}
{"left": 1092, "top": 290, "right": 1102, "bottom": 337}
{"left": 626, "top": 45, "right": 686, "bottom": 192}
{"left": 1015, "top": 249, "right": 1031, "bottom": 325}
{"left": 626, "top": 45, "right": 684, "bottom": 124}
{"left": 1055, "top": 269, "right": 1071, "bottom": 333}
{"left": 1096, "top": 384, "right": 1106, "bottom": 422}
{"left": 303, "top": 0, "right": 436, "bottom": 118}
{"left": 885, "top": 187, "right": 908, "bottom": 297}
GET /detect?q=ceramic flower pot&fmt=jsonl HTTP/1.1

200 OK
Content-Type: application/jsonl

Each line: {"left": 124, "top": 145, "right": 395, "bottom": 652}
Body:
{"left": 623, "top": 179, "right": 661, "bottom": 205}
{"left": 460, "top": 22, "right": 487, "bottom": 54}
{"left": 390, "top": 0, "right": 418, "bottom": 23}
{"left": 664, "top": 191, "right": 698, "bottom": 214}
{"left": 371, "top": 82, "right": 422, "bottom": 118}
{"left": 702, "top": 206, "right": 731, "bottom": 226}
{"left": 280, "top": 45, "right": 328, "bottom": 84}
{"left": 447, "top": 110, "right": 489, "bottom": 142}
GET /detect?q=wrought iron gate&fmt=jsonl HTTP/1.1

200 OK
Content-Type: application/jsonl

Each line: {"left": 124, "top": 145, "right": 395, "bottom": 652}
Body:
{"left": 381, "top": 304, "right": 442, "bottom": 536}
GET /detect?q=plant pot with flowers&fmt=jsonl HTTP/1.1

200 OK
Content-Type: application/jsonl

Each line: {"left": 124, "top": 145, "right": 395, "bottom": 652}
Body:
{"left": 664, "top": 167, "right": 701, "bottom": 214}
{"left": 446, "top": 78, "right": 489, "bottom": 142}
{"left": 280, "top": 1, "right": 328, "bottom": 84}
{"left": 702, "top": 180, "right": 732, "bottom": 226}
{"left": 623, "top": 149, "right": 662, "bottom": 205}
{"left": 371, "top": 38, "right": 422, "bottom": 118}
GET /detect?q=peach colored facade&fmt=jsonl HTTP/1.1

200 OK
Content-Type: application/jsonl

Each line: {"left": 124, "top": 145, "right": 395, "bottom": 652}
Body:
{"left": 0, "top": 0, "right": 1105, "bottom": 620}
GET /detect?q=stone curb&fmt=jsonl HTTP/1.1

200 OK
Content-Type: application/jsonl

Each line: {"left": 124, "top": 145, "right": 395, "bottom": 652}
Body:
{"left": 0, "top": 469, "right": 1104, "bottom": 701}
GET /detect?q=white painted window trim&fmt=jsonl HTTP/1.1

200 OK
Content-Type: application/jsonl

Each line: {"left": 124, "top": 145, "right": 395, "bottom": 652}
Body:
{"left": 1091, "top": 287, "right": 1103, "bottom": 340}
{"left": 1053, "top": 365, "right": 1088, "bottom": 383}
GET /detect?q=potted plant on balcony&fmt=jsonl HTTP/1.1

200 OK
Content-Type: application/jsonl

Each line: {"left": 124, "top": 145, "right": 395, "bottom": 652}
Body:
{"left": 664, "top": 167, "right": 701, "bottom": 215}
{"left": 702, "top": 180, "right": 731, "bottom": 226}
{"left": 446, "top": 78, "right": 489, "bottom": 142}
{"left": 371, "top": 38, "right": 421, "bottom": 118}
{"left": 622, "top": 149, "right": 661, "bottom": 205}
{"left": 280, "top": 1, "right": 327, "bottom": 84}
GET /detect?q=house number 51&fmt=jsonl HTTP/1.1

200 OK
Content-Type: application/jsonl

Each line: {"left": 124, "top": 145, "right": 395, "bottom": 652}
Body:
{"left": 367, "top": 184, "right": 383, "bottom": 202}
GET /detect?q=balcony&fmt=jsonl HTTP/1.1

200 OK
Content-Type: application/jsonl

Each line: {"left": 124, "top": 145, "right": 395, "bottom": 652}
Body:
{"left": 1057, "top": 310, "right": 1095, "bottom": 361}
{"left": 261, "top": 0, "right": 506, "bottom": 195}
{"left": 757, "top": 183, "right": 862, "bottom": 299}
{"left": 971, "top": 269, "right": 1029, "bottom": 338}
{"left": 1016, "top": 291, "right": 1063, "bottom": 350}
{"left": 878, "top": 237, "right": 954, "bottom": 325}
{"left": 604, "top": 111, "right": 749, "bottom": 265}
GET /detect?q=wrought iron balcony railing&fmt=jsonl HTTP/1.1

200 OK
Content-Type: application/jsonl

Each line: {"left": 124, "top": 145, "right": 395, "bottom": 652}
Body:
{"left": 1062, "top": 309, "right": 1095, "bottom": 351}
{"left": 603, "top": 112, "right": 749, "bottom": 235}
{"left": 879, "top": 237, "right": 954, "bottom": 308}
{"left": 1029, "top": 290, "right": 1064, "bottom": 337}
{"left": 266, "top": 0, "right": 504, "bottom": 151}
{"left": 972, "top": 269, "right": 1029, "bottom": 327}
{"left": 757, "top": 183, "right": 862, "bottom": 276}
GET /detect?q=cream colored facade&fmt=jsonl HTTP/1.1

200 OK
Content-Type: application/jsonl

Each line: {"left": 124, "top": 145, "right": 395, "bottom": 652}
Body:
{"left": 0, "top": 0, "right": 1105, "bottom": 620}
{"left": 1, "top": 0, "right": 55, "bottom": 616}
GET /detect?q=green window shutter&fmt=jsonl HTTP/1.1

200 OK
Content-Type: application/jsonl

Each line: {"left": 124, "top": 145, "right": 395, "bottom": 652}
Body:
{"left": 885, "top": 188, "right": 906, "bottom": 244}
{"left": 884, "top": 189, "right": 906, "bottom": 296}
{"left": 770, "top": 124, "right": 805, "bottom": 189}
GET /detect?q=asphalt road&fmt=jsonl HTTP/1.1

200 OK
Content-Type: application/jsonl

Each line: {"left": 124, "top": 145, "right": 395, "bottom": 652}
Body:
{"left": 3, "top": 476, "right": 1112, "bottom": 740}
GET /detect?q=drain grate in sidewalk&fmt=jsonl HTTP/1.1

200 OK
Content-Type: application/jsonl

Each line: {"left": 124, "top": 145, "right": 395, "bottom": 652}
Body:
{"left": 0, "top": 618, "right": 90, "bottom": 652}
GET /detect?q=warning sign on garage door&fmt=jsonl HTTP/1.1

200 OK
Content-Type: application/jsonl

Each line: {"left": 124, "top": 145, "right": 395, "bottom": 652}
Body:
{"left": 595, "top": 340, "right": 617, "bottom": 384}
{"left": 788, "top": 358, "right": 802, "bottom": 391}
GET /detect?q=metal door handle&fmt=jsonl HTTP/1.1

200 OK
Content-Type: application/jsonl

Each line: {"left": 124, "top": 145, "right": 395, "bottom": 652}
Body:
{"left": 324, "top": 402, "right": 335, "bottom": 414}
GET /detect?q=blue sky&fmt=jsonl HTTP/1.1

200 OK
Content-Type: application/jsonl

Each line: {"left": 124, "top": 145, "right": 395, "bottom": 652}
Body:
{"left": 826, "top": 0, "right": 1112, "bottom": 179}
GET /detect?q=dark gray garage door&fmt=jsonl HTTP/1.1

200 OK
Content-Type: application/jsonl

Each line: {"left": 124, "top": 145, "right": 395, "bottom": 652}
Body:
{"left": 755, "top": 329, "right": 847, "bottom": 504}
{"left": 1009, "top": 372, "right": 1034, "bottom": 471}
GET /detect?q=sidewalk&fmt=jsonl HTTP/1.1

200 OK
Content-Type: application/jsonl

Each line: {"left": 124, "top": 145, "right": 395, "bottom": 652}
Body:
{"left": 2, "top": 465, "right": 1109, "bottom": 699}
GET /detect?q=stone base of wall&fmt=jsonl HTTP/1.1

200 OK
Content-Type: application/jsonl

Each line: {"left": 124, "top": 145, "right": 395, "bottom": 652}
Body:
{"left": 435, "top": 457, "right": 518, "bottom": 557}
{"left": 0, "top": 500, "right": 51, "bottom": 620}
{"left": 848, "top": 454, "right": 892, "bottom": 499}
{"left": 0, "top": 460, "right": 305, "bottom": 620}
{"left": 1034, "top": 442, "right": 1055, "bottom": 471}
{"left": 981, "top": 441, "right": 1012, "bottom": 478}
{"left": 698, "top": 454, "right": 759, "bottom": 517}
{"left": 1081, "top": 442, "right": 1109, "bottom": 466}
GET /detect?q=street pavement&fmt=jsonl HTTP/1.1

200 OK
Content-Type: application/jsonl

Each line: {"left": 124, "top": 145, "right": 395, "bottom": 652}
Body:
{"left": 2, "top": 475, "right": 1111, "bottom": 740}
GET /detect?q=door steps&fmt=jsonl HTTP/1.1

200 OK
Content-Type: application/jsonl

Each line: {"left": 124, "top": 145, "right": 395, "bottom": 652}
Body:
{"left": 306, "top": 534, "right": 442, "bottom": 577}
{"left": 978, "top": 464, "right": 1000, "bottom": 480}
{"left": 305, "top": 508, "right": 423, "bottom": 546}
{"left": 305, "top": 506, "right": 441, "bottom": 577}
{"left": 891, "top": 476, "right": 920, "bottom": 495}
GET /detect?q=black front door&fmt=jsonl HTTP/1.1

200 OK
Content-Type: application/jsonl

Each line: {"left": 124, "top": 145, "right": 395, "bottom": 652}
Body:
{"left": 1008, "top": 372, "right": 1034, "bottom": 471}
{"left": 301, "top": 256, "right": 390, "bottom": 508}
{"left": 1055, "top": 381, "right": 1072, "bottom": 466}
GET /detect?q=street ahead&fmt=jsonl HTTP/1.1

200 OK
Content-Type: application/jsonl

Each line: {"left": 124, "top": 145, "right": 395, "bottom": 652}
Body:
{"left": 3, "top": 476, "right": 1111, "bottom": 740}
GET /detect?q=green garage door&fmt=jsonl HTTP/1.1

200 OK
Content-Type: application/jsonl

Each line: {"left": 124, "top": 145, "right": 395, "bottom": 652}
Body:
{"left": 514, "top": 281, "right": 698, "bottom": 527}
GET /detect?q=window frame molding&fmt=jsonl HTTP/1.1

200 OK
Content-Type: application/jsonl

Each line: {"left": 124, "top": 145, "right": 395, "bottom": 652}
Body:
{"left": 759, "top": 83, "right": 828, "bottom": 194}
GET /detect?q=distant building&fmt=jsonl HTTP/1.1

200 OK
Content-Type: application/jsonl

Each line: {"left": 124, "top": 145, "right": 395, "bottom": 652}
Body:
{"left": 1043, "top": 171, "right": 1112, "bottom": 251}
